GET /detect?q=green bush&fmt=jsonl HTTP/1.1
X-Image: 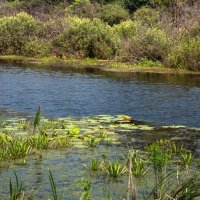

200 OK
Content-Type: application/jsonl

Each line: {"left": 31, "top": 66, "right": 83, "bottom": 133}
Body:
{"left": 23, "top": 39, "right": 52, "bottom": 57}
{"left": 98, "top": 3, "right": 129, "bottom": 26}
{"left": 167, "top": 37, "right": 200, "bottom": 71}
{"left": 67, "top": 0, "right": 98, "bottom": 18}
{"left": 133, "top": 6, "right": 160, "bottom": 27}
{"left": 0, "top": 12, "right": 40, "bottom": 55}
{"left": 113, "top": 20, "right": 143, "bottom": 38}
{"left": 54, "top": 17, "right": 118, "bottom": 59}
{"left": 118, "top": 27, "right": 170, "bottom": 62}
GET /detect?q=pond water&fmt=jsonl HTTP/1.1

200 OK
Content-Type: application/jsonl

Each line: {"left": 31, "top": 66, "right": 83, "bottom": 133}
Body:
{"left": 0, "top": 62, "right": 200, "bottom": 199}
{"left": 0, "top": 62, "right": 199, "bottom": 127}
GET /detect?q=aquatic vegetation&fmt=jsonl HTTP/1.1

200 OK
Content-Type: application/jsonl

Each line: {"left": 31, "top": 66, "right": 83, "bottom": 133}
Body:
{"left": 28, "top": 134, "right": 50, "bottom": 150}
{"left": 17, "top": 120, "right": 30, "bottom": 131}
{"left": 100, "top": 160, "right": 127, "bottom": 179}
{"left": 49, "top": 170, "right": 58, "bottom": 200}
{"left": 85, "top": 158, "right": 101, "bottom": 172}
{"left": 9, "top": 171, "right": 33, "bottom": 200}
{"left": 181, "top": 150, "right": 192, "bottom": 172}
{"left": 0, "top": 114, "right": 199, "bottom": 199}
{"left": 86, "top": 137, "right": 98, "bottom": 148}
{"left": 67, "top": 125, "right": 80, "bottom": 136}
{"left": 6, "top": 138, "right": 31, "bottom": 161}
{"left": 0, "top": 117, "right": 6, "bottom": 128}
{"left": 51, "top": 136, "right": 71, "bottom": 149}
{"left": 33, "top": 106, "right": 41, "bottom": 134}
{"left": 79, "top": 177, "right": 92, "bottom": 200}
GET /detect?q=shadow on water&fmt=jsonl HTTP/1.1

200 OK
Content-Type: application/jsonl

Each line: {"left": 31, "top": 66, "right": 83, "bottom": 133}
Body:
{"left": 1, "top": 60, "right": 200, "bottom": 87}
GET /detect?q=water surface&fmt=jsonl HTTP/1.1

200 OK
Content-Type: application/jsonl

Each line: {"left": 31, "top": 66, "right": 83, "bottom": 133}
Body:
{"left": 0, "top": 63, "right": 199, "bottom": 127}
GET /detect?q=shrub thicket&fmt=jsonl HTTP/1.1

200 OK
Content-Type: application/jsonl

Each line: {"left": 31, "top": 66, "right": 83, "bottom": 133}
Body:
{"left": 54, "top": 17, "right": 117, "bottom": 59}
{"left": 0, "top": 0, "right": 199, "bottom": 71}
{"left": 0, "top": 12, "right": 40, "bottom": 55}
{"left": 98, "top": 3, "right": 129, "bottom": 26}
{"left": 167, "top": 36, "right": 200, "bottom": 71}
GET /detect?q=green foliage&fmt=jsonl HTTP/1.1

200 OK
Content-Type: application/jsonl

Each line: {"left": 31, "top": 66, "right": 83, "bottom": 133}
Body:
{"left": 167, "top": 36, "right": 200, "bottom": 71}
{"left": 0, "top": 12, "right": 40, "bottom": 55}
{"left": 9, "top": 171, "right": 26, "bottom": 200}
{"left": 49, "top": 170, "right": 58, "bottom": 200}
{"left": 86, "top": 137, "right": 98, "bottom": 148}
{"left": 133, "top": 6, "right": 160, "bottom": 27}
{"left": 33, "top": 106, "right": 41, "bottom": 134}
{"left": 7, "top": 138, "right": 31, "bottom": 160}
{"left": 119, "top": 27, "right": 170, "bottom": 62}
{"left": 98, "top": 3, "right": 129, "bottom": 26}
{"left": 29, "top": 134, "right": 50, "bottom": 149}
{"left": 100, "top": 160, "right": 127, "bottom": 179}
{"left": 68, "top": 0, "right": 98, "bottom": 18}
{"left": 54, "top": 17, "right": 117, "bottom": 59}
{"left": 90, "top": 158, "right": 100, "bottom": 171}
{"left": 123, "top": 0, "right": 151, "bottom": 12}
{"left": 113, "top": 20, "right": 141, "bottom": 38}
{"left": 23, "top": 39, "right": 52, "bottom": 57}
{"left": 148, "top": 142, "right": 171, "bottom": 173}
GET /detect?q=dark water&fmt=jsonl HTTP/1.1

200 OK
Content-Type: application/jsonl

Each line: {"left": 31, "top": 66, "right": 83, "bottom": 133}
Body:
{"left": 0, "top": 63, "right": 200, "bottom": 127}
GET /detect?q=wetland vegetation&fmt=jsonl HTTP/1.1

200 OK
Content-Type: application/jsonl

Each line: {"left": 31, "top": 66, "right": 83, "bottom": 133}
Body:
{"left": 0, "top": 109, "right": 200, "bottom": 199}
{"left": 0, "top": 0, "right": 199, "bottom": 71}
{"left": 0, "top": 0, "right": 200, "bottom": 199}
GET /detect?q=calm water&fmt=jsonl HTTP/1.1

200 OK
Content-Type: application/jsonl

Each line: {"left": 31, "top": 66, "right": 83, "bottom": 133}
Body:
{"left": 0, "top": 62, "right": 200, "bottom": 127}
{"left": 0, "top": 62, "right": 200, "bottom": 199}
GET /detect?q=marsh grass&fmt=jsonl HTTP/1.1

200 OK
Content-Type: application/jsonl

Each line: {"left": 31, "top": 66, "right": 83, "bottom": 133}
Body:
{"left": 100, "top": 160, "right": 127, "bottom": 179}
{"left": 86, "top": 137, "right": 98, "bottom": 148}
{"left": 9, "top": 171, "right": 33, "bottom": 200}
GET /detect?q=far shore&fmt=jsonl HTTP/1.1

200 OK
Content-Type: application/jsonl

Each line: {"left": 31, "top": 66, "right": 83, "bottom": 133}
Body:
{"left": 0, "top": 55, "right": 200, "bottom": 75}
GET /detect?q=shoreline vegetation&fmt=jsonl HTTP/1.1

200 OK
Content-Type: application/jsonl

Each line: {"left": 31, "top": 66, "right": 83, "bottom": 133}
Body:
{"left": 0, "top": 112, "right": 200, "bottom": 199}
{"left": 0, "top": 0, "right": 199, "bottom": 72}
{"left": 1, "top": 55, "right": 200, "bottom": 75}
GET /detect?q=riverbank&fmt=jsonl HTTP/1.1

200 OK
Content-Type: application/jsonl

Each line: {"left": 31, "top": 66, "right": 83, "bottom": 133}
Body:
{"left": 0, "top": 55, "right": 199, "bottom": 75}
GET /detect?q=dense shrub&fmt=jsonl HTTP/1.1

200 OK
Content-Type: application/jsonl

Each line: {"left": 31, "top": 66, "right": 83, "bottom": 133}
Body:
{"left": 113, "top": 20, "right": 144, "bottom": 38}
{"left": 98, "top": 3, "right": 129, "bottom": 26}
{"left": 133, "top": 6, "right": 160, "bottom": 27}
{"left": 67, "top": 0, "right": 99, "bottom": 18}
{"left": 54, "top": 17, "right": 118, "bottom": 59}
{"left": 23, "top": 39, "right": 52, "bottom": 57}
{"left": 0, "top": 12, "right": 40, "bottom": 55}
{"left": 118, "top": 27, "right": 170, "bottom": 62}
{"left": 167, "top": 37, "right": 200, "bottom": 71}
